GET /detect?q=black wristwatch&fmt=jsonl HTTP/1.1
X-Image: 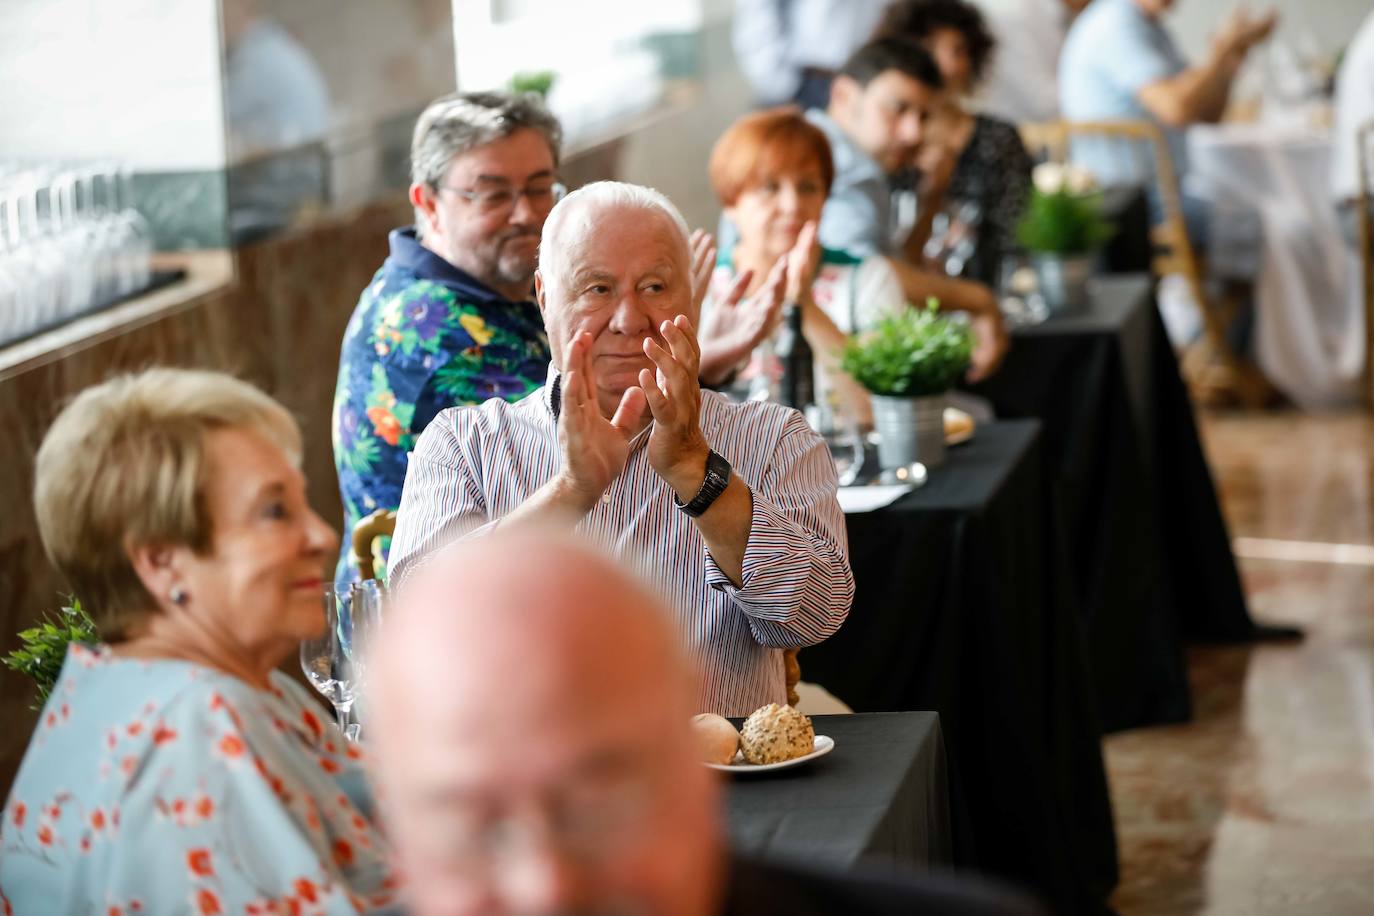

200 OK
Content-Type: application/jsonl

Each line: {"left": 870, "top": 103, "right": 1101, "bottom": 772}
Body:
{"left": 675, "top": 450, "right": 732, "bottom": 518}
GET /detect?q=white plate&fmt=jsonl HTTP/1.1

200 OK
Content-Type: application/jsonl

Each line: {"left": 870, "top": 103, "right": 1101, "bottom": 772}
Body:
{"left": 705, "top": 735, "right": 835, "bottom": 773}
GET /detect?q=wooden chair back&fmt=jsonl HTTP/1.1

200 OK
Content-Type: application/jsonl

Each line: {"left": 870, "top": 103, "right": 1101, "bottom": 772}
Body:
{"left": 1358, "top": 120, "right": 1374, "bottom": 407}
{"left": 350, "top": 508, "right": 397, "bottom": 583}
{"left": 1020, "top": 118, "right": 1269, "bottom": 405}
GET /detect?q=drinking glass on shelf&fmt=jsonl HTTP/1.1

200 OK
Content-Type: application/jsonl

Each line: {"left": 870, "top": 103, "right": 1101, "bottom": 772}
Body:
{"left": 300, "top": 589, "right": 360, "bottom": 740}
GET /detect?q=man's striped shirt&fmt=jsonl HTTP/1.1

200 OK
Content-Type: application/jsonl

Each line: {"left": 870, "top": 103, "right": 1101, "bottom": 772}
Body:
{"left": 388, "top": 367, "right": 854, "bottom": 715}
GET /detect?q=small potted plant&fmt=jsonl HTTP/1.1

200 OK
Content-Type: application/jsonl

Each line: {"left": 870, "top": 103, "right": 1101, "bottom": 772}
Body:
{"left": 3, "top": 598, "right": 98, "bottom": 709}
{"left": 508, "top": 70, "right": 557, "bottom": 99}
{"left": 840, "top": 300, "right": 973, "bottom": 471}
{"left": 1015, "top": 163, "right": 1114, "bottom": 313}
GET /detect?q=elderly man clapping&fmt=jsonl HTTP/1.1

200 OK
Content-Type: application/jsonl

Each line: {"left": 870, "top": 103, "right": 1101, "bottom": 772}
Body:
{"left": 387, "top": 182, "right": 853, "bottom": 715}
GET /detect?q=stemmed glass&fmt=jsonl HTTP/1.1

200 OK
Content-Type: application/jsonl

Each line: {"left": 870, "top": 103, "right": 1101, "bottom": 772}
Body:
{"left": 924, "top": 199, "right": 983, "bottom": 277}
{"left": 300, "top": 589, "right": 361, "bottom": 740}
{"left": 805, "top": 403, "right": 866, "bottom": 487}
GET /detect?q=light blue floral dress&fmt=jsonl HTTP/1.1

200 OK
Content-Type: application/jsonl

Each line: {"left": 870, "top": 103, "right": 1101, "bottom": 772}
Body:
{"left": 0, "top": 645, "right": 399, "bottom": 914}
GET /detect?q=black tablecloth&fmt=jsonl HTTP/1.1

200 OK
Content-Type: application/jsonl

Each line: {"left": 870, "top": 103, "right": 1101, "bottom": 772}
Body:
{"left": 724, "top": 712, "right": 951, "bottom": 872}
{"left": 968, "top": 274, "right": 1256, "bottom": 733}
{"left": 1099, "top": 185, "right": 1153, "bottom": 275}
{"left": 802, "top": 420, "right": 1118, "bottom": 916}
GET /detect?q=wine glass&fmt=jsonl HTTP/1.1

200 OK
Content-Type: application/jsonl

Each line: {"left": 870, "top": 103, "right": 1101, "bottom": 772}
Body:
{"left": 924, "top": 199, "right": 983, "bottom": 277}
{"left": 300, "top": 589, "right": 359, "bottom": 739}
{"left": 804, "top": 403, "right": 866, "bottom": 487}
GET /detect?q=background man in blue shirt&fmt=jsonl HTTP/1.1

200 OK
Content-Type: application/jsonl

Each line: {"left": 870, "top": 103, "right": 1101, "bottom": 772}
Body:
{"left": 811, "top": 38, "right": 1009, "bottom": 382}
{"left": 1060, "top": 0, "right": 1277, "bottom": 239}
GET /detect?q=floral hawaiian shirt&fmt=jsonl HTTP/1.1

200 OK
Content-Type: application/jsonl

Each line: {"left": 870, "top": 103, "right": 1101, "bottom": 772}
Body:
{"left": 0, "top": 644, "right": 399, "bottom": 914}
{"left": 332, "top": 228, "right": 550, "bottom": 590}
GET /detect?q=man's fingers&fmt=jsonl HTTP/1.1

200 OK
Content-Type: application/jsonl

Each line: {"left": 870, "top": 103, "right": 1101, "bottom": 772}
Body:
{"left": 663, "top": 316, "right": 701, "bottom": 366}
{"left": 576, "top": 330, "right": 599, "bottom": 391}
{"left": 644, "top": 335, "right": 693, "bottom": 394}
{"left": 564, "top": 367, "right": 586, "bottom": 407}
{"left": 638, "top": 368, "right": 669, "bottom": 411}
{"left": 610, "top": 384, "right": 647, "bottom": 433}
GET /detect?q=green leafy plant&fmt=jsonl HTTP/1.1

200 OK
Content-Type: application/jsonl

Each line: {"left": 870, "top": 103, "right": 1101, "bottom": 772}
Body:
{"left": 841, "top": 300, "right": 973, "bottom": 398}
{"left": 3, "top": 599, "right": 99, "bottom": 708}
{"left": 508, "top": 70, "right": 557, "bottom": 98}
{"left": 1015, "top": 187, "right": 1114, "bottom": 255}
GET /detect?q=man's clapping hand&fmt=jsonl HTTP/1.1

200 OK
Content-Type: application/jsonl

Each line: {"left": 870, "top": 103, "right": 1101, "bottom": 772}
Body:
{"left": 641, "top": 315, "right": 712, "bottom": 502}
{"left": 552, "top": 330, "right": 647, "bottom": 511}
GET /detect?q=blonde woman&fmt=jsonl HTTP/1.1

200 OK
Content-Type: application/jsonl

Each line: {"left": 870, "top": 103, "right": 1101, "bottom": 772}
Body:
{"left": 0, "top": 369, "right": 398, "bottom": 913}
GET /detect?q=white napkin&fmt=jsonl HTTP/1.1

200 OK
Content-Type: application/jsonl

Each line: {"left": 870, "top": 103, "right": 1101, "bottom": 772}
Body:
{"left": 837, "top": 484, "right": 911, "bottom": 514}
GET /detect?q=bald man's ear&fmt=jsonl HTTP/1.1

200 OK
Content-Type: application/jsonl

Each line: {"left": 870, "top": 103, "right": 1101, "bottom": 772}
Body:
{"left": 534, "top": 270, "right": 548, "bottom": 318}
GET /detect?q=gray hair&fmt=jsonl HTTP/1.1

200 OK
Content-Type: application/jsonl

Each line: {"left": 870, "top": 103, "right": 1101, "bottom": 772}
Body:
{"left": 410, "top": 91, "right": 563, "bottom": 225}
{"left": 538, "top": 181, "right": 690, "bottom": 292}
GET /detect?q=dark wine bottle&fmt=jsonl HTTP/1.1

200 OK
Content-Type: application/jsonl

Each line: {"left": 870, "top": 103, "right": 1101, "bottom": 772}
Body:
{"left": 776, "top": 301, "right": 814, "bottom": 410}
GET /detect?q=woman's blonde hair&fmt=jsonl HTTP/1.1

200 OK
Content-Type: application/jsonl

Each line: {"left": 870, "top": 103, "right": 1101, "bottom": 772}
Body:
{"left": 33, "top": 368, "right": 302, "bottom": 638}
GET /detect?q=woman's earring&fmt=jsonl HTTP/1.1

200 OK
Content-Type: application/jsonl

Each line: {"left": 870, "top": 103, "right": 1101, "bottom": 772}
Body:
{"left": 170, "top": 585, "right": 188, "bottom": 606}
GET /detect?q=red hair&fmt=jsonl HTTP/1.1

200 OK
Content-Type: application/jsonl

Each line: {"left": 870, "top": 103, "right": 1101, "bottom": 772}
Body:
{"left": 708, "top": 107, "right": 835, "bottom": 207}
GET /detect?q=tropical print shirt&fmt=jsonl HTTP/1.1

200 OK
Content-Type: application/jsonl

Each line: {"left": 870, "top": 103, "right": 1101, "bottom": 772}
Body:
{"left": 0, "top": 644, "right": 399, "bottom": 914}
{"left": 332, "top": 228, "right": 549, "bottom": 589}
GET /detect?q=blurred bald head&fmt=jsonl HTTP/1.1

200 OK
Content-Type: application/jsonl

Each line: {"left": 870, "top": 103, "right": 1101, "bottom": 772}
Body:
{"left": 369, "top": 532, "right": 723, "bottom": 916}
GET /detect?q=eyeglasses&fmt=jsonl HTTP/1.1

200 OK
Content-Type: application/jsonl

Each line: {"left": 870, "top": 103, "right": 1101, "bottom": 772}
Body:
{"left": 441, "top": 180, "right": 567, "bottom": 215}
{"left": 410, "top": 762, "right": 662, "bottom": 871}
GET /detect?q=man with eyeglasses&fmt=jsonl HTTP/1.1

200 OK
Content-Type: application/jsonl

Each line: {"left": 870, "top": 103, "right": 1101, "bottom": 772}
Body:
{"left": 368, "top": 530, "right": 1042, "bottom": 915}
{"left": 332, "top": 91, "right": 564, "bottom": 590}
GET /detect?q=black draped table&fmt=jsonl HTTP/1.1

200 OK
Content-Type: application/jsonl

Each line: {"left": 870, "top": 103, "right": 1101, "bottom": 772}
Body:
{"left": 1099, "top": 184, "right": 1153, "bottom": 275}
{"left": 724, "top": 712, "right": 951, "bottom": 871}
{"left": 801, "top": 420, "right": 1118, "bottom": 916}
{"left": 967, "top": 274, "right": 1258, "bottom": 733}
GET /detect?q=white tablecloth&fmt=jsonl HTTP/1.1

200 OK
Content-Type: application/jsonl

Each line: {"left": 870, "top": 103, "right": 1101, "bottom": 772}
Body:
{"left": 1188, "top": 122, "right": 1364, "bottom": 408}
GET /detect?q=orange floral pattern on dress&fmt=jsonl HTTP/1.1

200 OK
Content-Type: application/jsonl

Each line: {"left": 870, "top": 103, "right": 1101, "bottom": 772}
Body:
{"left": 0, "top": 644, "right": 399, "bottom": 912}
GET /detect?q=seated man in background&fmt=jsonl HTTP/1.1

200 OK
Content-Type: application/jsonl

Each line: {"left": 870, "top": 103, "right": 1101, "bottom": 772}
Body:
{"left": 873, "top": 0, "right": 1035, "bottom": 288}
{"left": 332, "top": 91, "right": 561, "bottom": 590}
{"left": 387, "top": 181, "right": 853, "bottom": 715}
{"left": 368, "top": 530, "right": 1044, "bottom": 916}
{"left": 1059, "top": 0, "right": 1277, "bottom": 238}
{"left": 810, "top": 38, "right": 1007, "bottom": 381}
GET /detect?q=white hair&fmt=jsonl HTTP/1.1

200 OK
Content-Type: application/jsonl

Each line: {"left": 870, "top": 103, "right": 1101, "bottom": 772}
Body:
{"left": 538, "top": 181, "right": 690, "bottom": 292}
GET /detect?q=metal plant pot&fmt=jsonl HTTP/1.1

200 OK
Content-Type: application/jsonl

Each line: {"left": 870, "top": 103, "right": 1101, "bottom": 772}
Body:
{"left": 872, "top": 393, "right": 947, "bottom": 470}
{"left": 1031, "top": 252, "right": 1095, "bottom": 314}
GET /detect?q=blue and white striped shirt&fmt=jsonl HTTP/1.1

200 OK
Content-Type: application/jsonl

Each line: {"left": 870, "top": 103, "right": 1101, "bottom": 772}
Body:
{"left": 388, "top": 366, "right": 854, "bottom": 715}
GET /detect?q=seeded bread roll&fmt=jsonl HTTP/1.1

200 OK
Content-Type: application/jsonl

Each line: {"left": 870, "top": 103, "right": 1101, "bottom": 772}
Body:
{"left": 692, "top": 713, "right": 740, "bottom": 765}
{"left": 740, "top": 703, "right": 814, "bottom": 764}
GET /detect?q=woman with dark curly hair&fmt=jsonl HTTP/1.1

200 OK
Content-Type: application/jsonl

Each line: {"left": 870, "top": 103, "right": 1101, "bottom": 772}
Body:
{"left": 874, "top": 0, "right": 1033, "bottom": 287}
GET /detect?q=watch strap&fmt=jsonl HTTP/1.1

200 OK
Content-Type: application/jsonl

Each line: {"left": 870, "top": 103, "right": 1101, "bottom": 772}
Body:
{"left": 675, "top": 450, "right": 731, "bottom": 518}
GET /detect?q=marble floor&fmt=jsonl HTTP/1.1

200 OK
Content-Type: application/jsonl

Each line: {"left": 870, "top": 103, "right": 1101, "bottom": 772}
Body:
{"left": 1106, "top": 411, "right": 1374, "bottom": 915}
